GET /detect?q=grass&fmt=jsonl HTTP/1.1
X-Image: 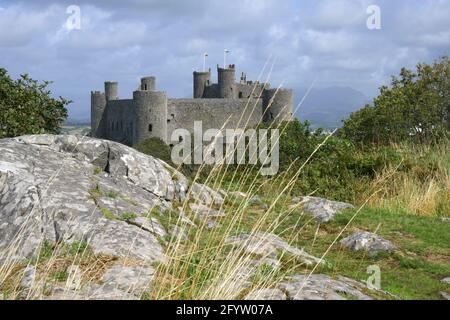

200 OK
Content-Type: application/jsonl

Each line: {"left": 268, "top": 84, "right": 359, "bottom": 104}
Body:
{"left": 1, "top": 61, "right": 448, "bottom": 300}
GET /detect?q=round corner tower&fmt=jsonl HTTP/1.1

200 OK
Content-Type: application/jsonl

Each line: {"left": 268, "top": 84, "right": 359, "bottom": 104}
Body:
{"left": 141, "top": 77, "right": 156, "bottom": 91}
{"left": 91, "top": 91, "right": 107, "bottom": 138}
{"left": 262, "top": 88, "right": 293, "bottom": 123}
{"left": 133, "top": 90, "right": 168, "bottom": 144}
{"left": 105, "top": 81, "right": 118, "bottom": 101}
{"left": 217, "top": 65, "right": 236, "bottom": 99}
{"left": 193, "top": 69, "right": 211, "bottom": 98}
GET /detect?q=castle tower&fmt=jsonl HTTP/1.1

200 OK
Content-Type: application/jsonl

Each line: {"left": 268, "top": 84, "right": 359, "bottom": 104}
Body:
{"left": 217, "top": 65, "right": 236, "bottom": 99}
{"left": 262, "top": 88, "right": 294, "bottom": 123}
{"left": 90, "top": 91, "right": 107, "bottom": 138}
{"left": 141, "top": 76, "right": 156, "bottom": 91}
{"left": 105, "top": 81, "right": 118, "bottom": 101}
{"left": 133, "top": 90, "right": 168, "bottom": 144}
{"left": 193, "top": 69, "right": 211, "bottom": 98}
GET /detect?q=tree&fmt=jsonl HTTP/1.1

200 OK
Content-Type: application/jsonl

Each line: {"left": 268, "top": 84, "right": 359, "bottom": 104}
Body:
{"left": 340, "top": 56, "right": 449, "bottom": 145}
{"left": 0, "top": 68, "right": 71, "bottom": 138}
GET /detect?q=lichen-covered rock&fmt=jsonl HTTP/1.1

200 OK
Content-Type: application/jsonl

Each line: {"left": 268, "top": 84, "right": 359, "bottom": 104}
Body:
{"left": 340, "top": 231, "right": 396, "bottom": 257}
{"left": 225, "top": 232, "right": 324, "bottom": 266}
{"left": 278, "top": 274, "right": 373, "bottom": 300}
{"left": 245, "top": 288, "right": 287, "bottom": 300}
{"left": 298, "top": 196, "right": 354, "bottom": 222}
{"left": 190, "top": 182, "right": 224, "bottom": 206}
{"left": 0, "top": 135, "right": 212, "bottom": 266}
{"left": 100, "top": 264, "right": 155, "bottom": 296}
{"left": 188, "top": 203, "right": 225, "bottom": 228}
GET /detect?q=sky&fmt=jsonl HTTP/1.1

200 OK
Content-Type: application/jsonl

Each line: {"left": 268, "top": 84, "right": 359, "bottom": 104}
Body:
{"left": 0, "top": 0, "right": 449, "bottom": 121}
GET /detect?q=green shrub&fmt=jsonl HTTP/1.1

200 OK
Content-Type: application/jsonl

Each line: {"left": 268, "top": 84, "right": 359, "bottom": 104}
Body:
{"left": 0, "top": 68, "right": 70, "bottom": 138}
{"left": 134, "top": 137, "right": 173, "bottom": 165}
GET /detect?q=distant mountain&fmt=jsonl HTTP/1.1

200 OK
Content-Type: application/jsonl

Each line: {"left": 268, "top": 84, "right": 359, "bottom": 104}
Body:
{"left": 293, "top": 86, "right": 371, "bottom": 129}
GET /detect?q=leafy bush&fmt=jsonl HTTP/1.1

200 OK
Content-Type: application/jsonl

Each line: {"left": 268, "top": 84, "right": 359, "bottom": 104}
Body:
{"left": 0, "top": 68, "right": 70, "bottom": 138}
{"left": 340, "top": 56, "right": 449, "bottom": 145}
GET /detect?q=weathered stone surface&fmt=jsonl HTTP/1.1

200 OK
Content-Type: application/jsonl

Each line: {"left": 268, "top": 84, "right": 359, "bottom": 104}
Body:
{"left": 0, "top": 135, "right": 215, "bottom": 266}
{"left": 190, "top": 182, "right": 224, "bottom": 206}
{"left": 278, "top": 274, "right": 373, "bottom": 300}
{"left": 20, "top": 266, "right": 36, "bottom": 291}
{"left": 441, "top": 277, "right": 450, "bottom": 285}
{"left": 129, "top": 216, "right": 167, "bottom": 238}
{"left": 299, "top": 196, "right": 354, "bottom": 222}
{"left": 49, "top": 284, "right": 136, "bottom": 300}
{"left": 225, "top": 232, "right": 324, "bottom": 266}
{"left": 188, "top": 203, "right": 225, "bottom": 229}
{"left": 100, "top": 264, "right": 155, "bottom": 296}
{"left": 440, "top": 291, "right": 450, "bottom": 300}
{"left": 340, "top": 231, "right": 396, "bottom": 257}
{"left": 245, "top": 288, "right": 287, "bottom": 300}
{"left": 66, "top": 265, "right": 82, "bottom": 290}
{"left": 169, "top": 225, "right": 189, "bottom": 241}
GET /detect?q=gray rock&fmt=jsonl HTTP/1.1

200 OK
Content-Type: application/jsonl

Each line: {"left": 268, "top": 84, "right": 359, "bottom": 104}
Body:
{"left": 189, "top": 203, "right": 225, "bottom": 229}
{"left": 441, "top": 277, "right": 450, "bottom": 285}
{"left": 49, "top": 284, "right": 136, "bottom": 300}
{"left": 440, "top": 291, "right": 450, "bottom": 300}
{"left": 340, "top": 231, "right": 396, "bottom": 257}
{"left": 0, "top": 135, "right": 215, "bottom": 265}
{"left": 278, "top": 274, "right": 373, "bottom": 300}
{"left": 247, "top": 196, "right": 268, "bottom": 209}
{"left": 177, "top": 209, "right": 196, "bottom": 227}
{"left": 66, "top": 265, "right": 82, "bottom": 290}
{"left": 299, "top": 196, "right": 354, "bottom": 222}
{"left": 190, "top": 183, "right": 224, "bottom": 206}
{"left": 129, "top": 216, "right": 167, "bottom": 238}
{"left": 20, "top": 266, "right": 36, "bottom": 290}
{"left": 100, "top": 264, "right": 155, "bottom": 296}
{"left": 169, "top": 225, "right": 189, "bottom": 241}
{"left": 225, "top": 232, "right": 324, "bottom": 266}
{"left": 245, "top": 288, "right": 287, "bottom": 300}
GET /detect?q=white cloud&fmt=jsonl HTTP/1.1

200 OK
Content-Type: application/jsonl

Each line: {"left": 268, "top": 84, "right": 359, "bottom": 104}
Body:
{"left": 0, "top": 0, "right": 448, "bottom": 120}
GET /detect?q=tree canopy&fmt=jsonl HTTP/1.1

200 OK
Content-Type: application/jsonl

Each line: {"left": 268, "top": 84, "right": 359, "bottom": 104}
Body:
{"left": 0, "top": 68, "right": 70, "bottom": 138}
{"left": 340, "top": 56, "right": 449, "bottom": 145}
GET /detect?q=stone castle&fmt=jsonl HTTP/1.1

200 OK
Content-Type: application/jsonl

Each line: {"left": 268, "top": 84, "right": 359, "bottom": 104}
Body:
{"left": 91, "top": 64, "right": 293, "bottom": 146}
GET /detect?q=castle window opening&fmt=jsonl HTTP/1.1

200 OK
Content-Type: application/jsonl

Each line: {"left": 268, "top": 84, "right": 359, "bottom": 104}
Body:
{"left": 148, "top": 124, "right": 153, "bottom": 132}
{"left": 239, "top": 92, "right": 243, "bottom": 98}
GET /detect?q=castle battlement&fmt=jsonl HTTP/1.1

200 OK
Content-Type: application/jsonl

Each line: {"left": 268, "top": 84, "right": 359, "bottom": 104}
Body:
{"left": 91, "top": 64, "right": 293, "bottom": 146}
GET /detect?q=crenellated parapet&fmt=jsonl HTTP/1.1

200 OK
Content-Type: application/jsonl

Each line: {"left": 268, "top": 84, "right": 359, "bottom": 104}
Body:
{"left": 91, "top": 64, "right": 293, "bottom": 147}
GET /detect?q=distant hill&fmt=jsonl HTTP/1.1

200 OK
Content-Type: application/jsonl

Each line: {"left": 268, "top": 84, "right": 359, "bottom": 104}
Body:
{"left": 294, "top": 86, "right": 370, "bottom": 129}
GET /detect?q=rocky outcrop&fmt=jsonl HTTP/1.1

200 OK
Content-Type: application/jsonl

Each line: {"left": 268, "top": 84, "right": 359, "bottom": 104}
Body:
{"left": 340, "top": 231, "right": 396, "bottom": 257}
{"left": 0, "top": 134, "right": 384, "bottom": 300}
{"left": 0, "top": 135, "right": 190, "bottom": 264}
